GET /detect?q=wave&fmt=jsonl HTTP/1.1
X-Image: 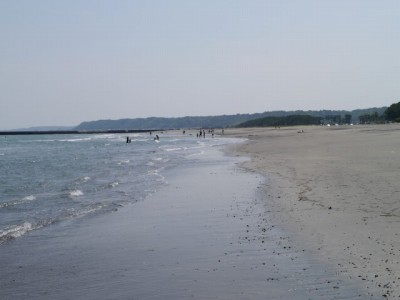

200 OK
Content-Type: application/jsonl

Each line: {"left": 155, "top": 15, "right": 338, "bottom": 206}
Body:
{"left": 164, "top": 147, "right": 182, "bottom": 152}
{"left": 34, "top": 139, "right": 56, "bottom": 143}
{"left": 59, "top": 137, "right": 92, "bottom": 142}
{"left": 66, "top": 203, "right": 115, "bottom": 218}
{"left": 148, "top": 168, "right": 167, "bottom": 183}
{"left": 72, "top": 176, "right": 91, "bottom": 187}
{"left": 0, "top": 195, "right": 37, "bottom": 209}
{"left": 93, "top": 134, "right": 116, "bottom": 139}
{"left": 0, "top": 222, "right": 34, "bottom": 243}
{"left": 0, "top": 203, "right": 120, "bottom": 244}
{"left": 185, "top": 150, "right": 205, "bottom": 157}
{"left": 76, "top": 176, "right": 91, "bottom": 183}
{"left": 108, "top": 182, "right": 119, "bottom": 188}
{"left": 22, "top": 195, "right": 36, "bottom": 201}
{"left": 69, "top": 190, "right": 84, "bottom": 197}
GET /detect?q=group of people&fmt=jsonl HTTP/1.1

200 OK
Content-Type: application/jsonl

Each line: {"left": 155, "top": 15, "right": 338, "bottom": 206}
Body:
{"left": 197, "top": 130, "right": 206, "bottom": 138}
{"left": 126, "top": 128, "right": 225, "bottom": 143}
{"left": 196, "top": 128, "right": 220, "bottom": 138}
{"left": 126, "top": 132, "right": 159, "bottom": 143}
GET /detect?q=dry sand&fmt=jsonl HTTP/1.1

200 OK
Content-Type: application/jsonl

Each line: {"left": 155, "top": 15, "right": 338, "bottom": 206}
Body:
{"left": 225, "top": 124, "right": 400, "bottom": 298}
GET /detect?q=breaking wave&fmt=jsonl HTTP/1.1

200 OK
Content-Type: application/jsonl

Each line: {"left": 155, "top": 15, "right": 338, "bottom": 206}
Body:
{"left": 0, "top": 195, "right": 37, "bottom": 209}
{"left": 0, "top": 203, "right": 121, "bottom": 244}
{"left": 69, "top": 190, "right": 84, "bottom": 197}
{"left": 0, "top": 222, "right": 33, "bottom": 243}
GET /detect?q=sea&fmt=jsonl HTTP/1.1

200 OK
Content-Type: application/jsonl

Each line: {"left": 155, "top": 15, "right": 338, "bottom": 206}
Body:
{"left": 0, "top": 131, "right": 239, "bottom": 245}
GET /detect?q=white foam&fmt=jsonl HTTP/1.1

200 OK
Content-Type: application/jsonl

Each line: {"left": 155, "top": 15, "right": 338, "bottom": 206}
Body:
{"left": 109, "top": 182, "right": 119, "bottom": 188}
{"left": 22, "top": 195, "right": 36, "bottom": 201}
{"left": 0, "top": 195, "right": 37, "bottom": 209}
{"left": 164, "top": 147, "right": 182, "bottom": 152}
{"left": 60, "top": 137, "right": 92, "bottom": 142}
{"left": 0, "top": 202, "right": 9, "bottom": 208}
{"left": 74, "top": 205, "right": 103, "bottom": 217}
{"left": 148, "top": 168, "right": 167, "bottom": 183}
{"left": 35, "top": 139, "right": 56, "bottom": 142}
{"left": 185, "top": 145, "right": 204, "bottom": 150}
{"left": 81, "top": 176, "right": 91, "bottom": 182}
{"left": 67, "top": 204, "right": 106, "bottom": 219}
{"left": 93, "top": 134, "right": 115, "bottom": 139}
{"left": 69, "top": 190, "right": 84, "bottom": 197}
{"left": 0, "top": 222, "right": 33, "bottom": 240}
{"left": 186, "top": 150, "right": 205, "bottom": 157}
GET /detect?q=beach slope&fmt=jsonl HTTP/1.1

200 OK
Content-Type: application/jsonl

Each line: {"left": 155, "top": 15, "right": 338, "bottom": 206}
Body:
{"left": 227, "top": 124, "right": 400, "bottom": 298}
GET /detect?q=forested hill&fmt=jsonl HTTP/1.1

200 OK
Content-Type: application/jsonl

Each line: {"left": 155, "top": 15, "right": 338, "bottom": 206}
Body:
{"left": 75, "top": 107, "right": 386, "bottom": 130}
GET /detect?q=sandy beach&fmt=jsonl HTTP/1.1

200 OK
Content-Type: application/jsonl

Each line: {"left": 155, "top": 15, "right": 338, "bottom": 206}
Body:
{"left": 225, "top": 124, "right": 400, "bottom": 298}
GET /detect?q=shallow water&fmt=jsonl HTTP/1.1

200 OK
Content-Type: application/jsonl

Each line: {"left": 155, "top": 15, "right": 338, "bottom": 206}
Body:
{"left": 0, "top": 132, "right": 239, "bottom": 243}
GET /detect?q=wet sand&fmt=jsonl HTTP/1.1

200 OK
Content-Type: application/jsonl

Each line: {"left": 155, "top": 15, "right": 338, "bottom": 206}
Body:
{"left": 0, "top": 144, "right": 369, "bottom": 299}
{"left": 225, "top": 124, "right": 400, "bottom": 299}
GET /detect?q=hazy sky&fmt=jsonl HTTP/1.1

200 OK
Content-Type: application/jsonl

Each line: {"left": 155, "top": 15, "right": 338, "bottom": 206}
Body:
{"left": 1, "top": 0, "right": 399, "bottom": 129}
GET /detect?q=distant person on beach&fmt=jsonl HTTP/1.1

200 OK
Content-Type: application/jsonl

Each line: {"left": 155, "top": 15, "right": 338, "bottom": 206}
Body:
{"left": 154, "top": 135, "right": 159, "bottom": 141}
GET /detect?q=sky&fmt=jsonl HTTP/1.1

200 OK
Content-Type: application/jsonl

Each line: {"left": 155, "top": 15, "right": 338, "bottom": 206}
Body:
{"left": 0, "top": 0, "right": 399, "bottom": 129}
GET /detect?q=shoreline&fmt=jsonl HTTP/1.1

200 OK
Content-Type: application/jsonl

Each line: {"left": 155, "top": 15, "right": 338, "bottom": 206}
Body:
{"left": 226, "top": 124, "right": 400, "bottom": 298}
{"left": 0, "top": 139, "right": 370, "bottom": 299}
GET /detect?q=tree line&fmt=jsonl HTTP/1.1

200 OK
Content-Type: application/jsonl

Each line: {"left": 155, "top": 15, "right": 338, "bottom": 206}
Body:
{"left": 235, "top": 101, "right": 400, "bottom": 128}
{"left": 358, "top": 102, "right": 400, "bottom": 124}
{"left": 74, "top": 105, "right": 396, "bottom": 131}
{"left": 236, "top": 115, "right": 322, "bottom": 127}
{"left": 384, "top": 102, "right": 400, "bottom": 122}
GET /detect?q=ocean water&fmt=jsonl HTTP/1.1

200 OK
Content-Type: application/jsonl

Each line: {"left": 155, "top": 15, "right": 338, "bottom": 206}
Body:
{"left": 0, "top": 131, "right": 239, "bottom": 244}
